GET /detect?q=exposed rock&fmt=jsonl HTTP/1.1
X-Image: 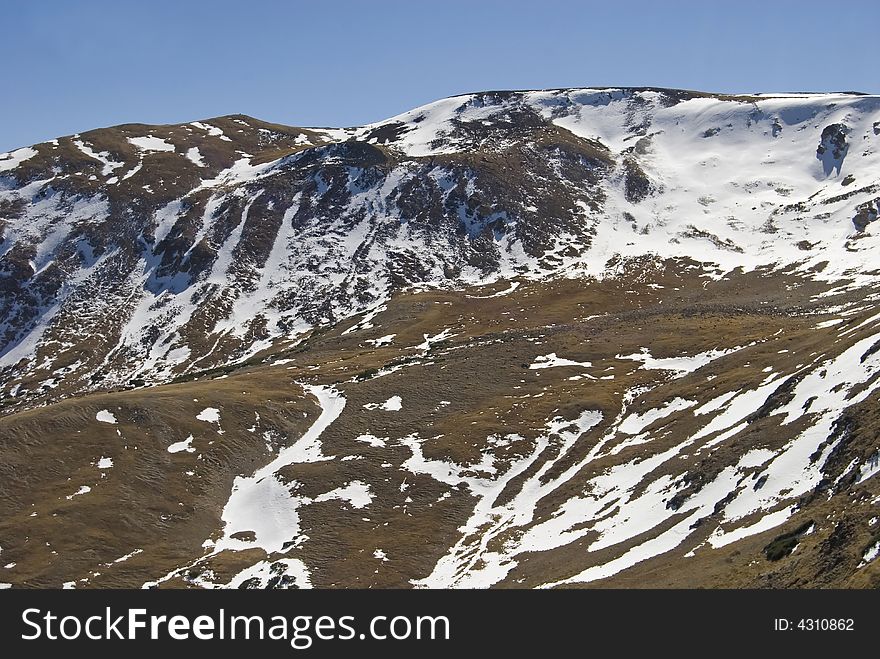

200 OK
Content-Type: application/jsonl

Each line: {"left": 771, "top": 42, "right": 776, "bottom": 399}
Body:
{"left": 816, "top": 123, "right": 849, "bottom": 176}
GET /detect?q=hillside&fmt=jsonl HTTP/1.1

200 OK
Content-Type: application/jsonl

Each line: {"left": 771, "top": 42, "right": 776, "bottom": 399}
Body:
{"left": 1, "top": 88, "right": 879, "bottom": 588}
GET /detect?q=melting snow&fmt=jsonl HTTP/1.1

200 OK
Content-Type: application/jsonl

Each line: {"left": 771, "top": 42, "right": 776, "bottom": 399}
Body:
{"left": 468, "top": 280, "right": 521, "bottom": 298}
{"left": 167, "top": 435, "right": 195, "bottom": 454}
{"left": 73, "top": 140, "right": 124, "bottom": 176}
{"left": 529, "top": 353, "right": 592, "bottom": 369}
{"left": 66, "top": 486, "right": 91, "bottom": 500}
{"left": 618, "top": 346, "right": 743, "bottom": 378}
{"left": 412, "top": 410, "right": 603, "bottom": 588}
{"left": 618, "top": 398, "right": 697, "bottom": 434}
{"left": 111, "top": 549, "right": 143, "bottom": 564}
{"left": 121, "top": 161, "right": 142, "bottom": 180}
{"left": 185, "top": 147, "right": 206, "bottom": 167}
{"left": 341, "top": 302, "right": 387, "bottom": 335}
{"left": 354, "top": 434, "right": 387, "bottom": 448}
{"left": 314, "top": 481, "right": 374, "bottom": 509}
{"left": 708, "top": 507, "right": 795, "bottom": 548}
{"left": 128, "top": 136, "right": 175, "bottom": 152}
{"left": 365, "top": 334, "right": 396, "bottom": 346}
{"left": 363, "top": 396, "right": 402, "bottom": 411}
{"left": 692, "top": 376, "right": 785, "bottom": 441}
{"left": 693, "top": 390, "right": 739, "bottom": 415}
{"left": 0, "top": 146, "right": 38, "bottom": 171}
{"left": 190, "top": 121, "right": 231, "bottom": 141}
{"left": 212, "top": 385, "right": 344, "bottom": 555}
{"left": 860, "top": 540, "right": 880, "bottom": 567}
{"left": 196, "top": 407, "right": 220, "bottom": 423}
{"left": 413, "top": 328, "right": 456, "bottom": 352}
{"left": 95, "top": 410, "right": 117, "bottom": 424}
{"left": 381, "top": 395, "right": 402, "bottom": 411}
{"left": 856, "top": 452, "right": 880, "bottom": 485}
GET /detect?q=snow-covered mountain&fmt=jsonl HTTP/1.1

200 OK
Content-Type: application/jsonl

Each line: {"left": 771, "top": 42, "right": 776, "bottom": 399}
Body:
{"left": 1, "top": 88, "right": 879, "bottom": 589}
{"left": 2, "top": 88, "right": 879, "bottom": 400}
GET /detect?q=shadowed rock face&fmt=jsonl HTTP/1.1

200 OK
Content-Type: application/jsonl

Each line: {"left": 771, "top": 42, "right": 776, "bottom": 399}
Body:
{"left": 1, "top": 89, "right": 880, "bottom": 590}
{"left": 853, "top": 199, "right": 879, "bottom": 231}
{"left": 817, "top": 122, "right": 850, "bottom": 176}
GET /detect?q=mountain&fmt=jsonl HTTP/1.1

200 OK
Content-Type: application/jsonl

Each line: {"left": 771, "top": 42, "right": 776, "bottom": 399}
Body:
{"left": 1, "top": 87, "right": 879, "bottom": 589}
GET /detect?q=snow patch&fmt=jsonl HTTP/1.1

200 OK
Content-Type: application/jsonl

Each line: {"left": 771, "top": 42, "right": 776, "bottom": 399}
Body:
{"left": 96, "top": 410, "right": 117, "bottom": 424}
{"left": 618, "top": 398, "right": 697, "bottom": 435}
{"left": 365, "top": 334, "right": 396, "bottom": 347}
{"left": 66, "top": 485, "right": 92, "bottom": 500}
{"left": 0, "top": 146, "right": 38, "bottom": 171}
{"left": 167, "top": 435, "right": 195, "bottom": 454}
{"left": 708, "top": 507, "right": 795, "bottom": 548}
{"left": 314, "top": 481, "right": 374, "bottom": 509}
{"left": 196, "top": 407, "right": 220, "bottom": 423}
{"left": 363, "top": 395, "right": 402, "bottom": 411}
{"left": 354, "top": 434, "right": 387, "bottom": 448}
{"left": 413, "top": 328, "right": 456, "bottom": 352}
{"left": 128, "top": 136, "right": 176, "bottom": 152}
{"left": 185, "top": 147, "right": 206, "bottom": 167}
{"left": 860, "top": 540, "right": 880, "bottom": 567}
{"left": 190, "top": 121, "right": 231, "bottom": 141}
{"left": 529, "top": 353, "right": 592, "bottom": 369}
{"left": 857, "top": 452, "right": 880, "bottom": 484}
{"left": 618, "top": 346, "right": 743, "bottom": 378}
{"left": 212, "top": 385, "right": 345, "bottom": 555}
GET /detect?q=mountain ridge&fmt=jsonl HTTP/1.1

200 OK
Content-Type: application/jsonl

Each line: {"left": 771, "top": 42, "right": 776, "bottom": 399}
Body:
{"left": 6, "top": 85, "right": 873, "bottom": 154}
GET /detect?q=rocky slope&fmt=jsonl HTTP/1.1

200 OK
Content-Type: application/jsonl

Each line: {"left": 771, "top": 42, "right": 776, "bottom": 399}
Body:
{"left": 1, "top": 88, "right": 879, "bottom": 588}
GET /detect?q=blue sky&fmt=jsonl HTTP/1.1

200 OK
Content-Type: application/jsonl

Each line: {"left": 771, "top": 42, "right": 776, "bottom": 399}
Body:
{"left": 2, "top": 0, "right": 878, "bottom": 151}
